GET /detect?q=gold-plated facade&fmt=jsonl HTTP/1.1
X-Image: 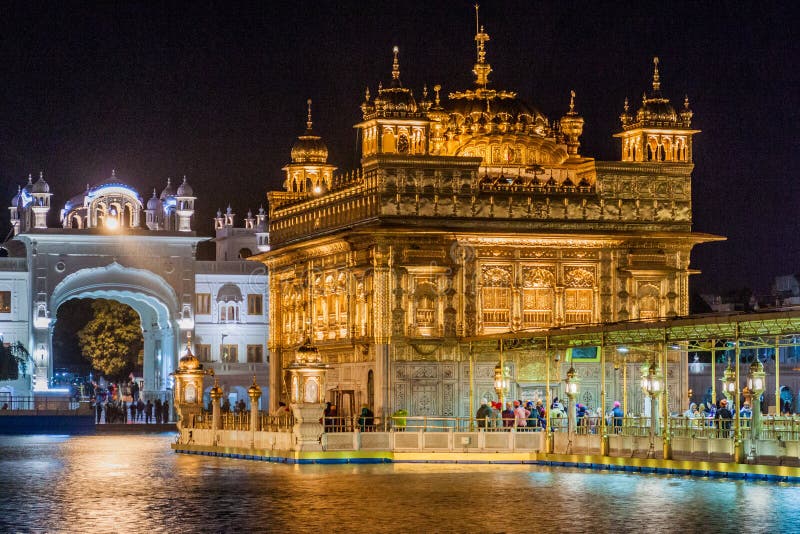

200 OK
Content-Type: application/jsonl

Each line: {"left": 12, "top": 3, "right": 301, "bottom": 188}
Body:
{"left": 254, "top": 20, "right": 721, "bottom": 419}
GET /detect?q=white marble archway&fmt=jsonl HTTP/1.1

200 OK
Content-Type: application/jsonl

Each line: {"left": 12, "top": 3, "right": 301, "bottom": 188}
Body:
{"left": 42, "top": 263, "right": 181, "bottom": 396}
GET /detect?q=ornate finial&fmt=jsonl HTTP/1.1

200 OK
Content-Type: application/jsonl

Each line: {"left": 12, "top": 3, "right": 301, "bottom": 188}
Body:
{"left": 684, "top": 95, "right": 690, "bottom": 109}
{"left": 39, "top": 171, "right": 44, "bottom": 180}
{"left": 423, "top": 84, "right": 428, "bottom": 99}
{"left": 306, "top": 98, "right": 313, "bottom": 130}
{"left": 258, "top": 205, "right": 265, "bottom": 215}
{"left": 642, "top": 92, "right": 647, "bottom": 104}
{"left": 433, "top": 84, "right": 441, "bottom": 106}
{"left": 569, "top": 90, "right": 576, "bottom": 114}
{"left": 652, "top": 56, "right": 661, "bottom": 92}
{"left": 624, "top": 97, "right": 629, "bottom": 112}
{"left": 247, "top": 209, "right": 253, "bottom": 218}
{"left": 216, "top": 208, "right": 222, "bottom": 217}
{"left": 391, "top": 46, "right": 400, "bottom": 83}
{"left": 365, "top": 86, "right": 370, "bottom": 102}
{"left": 182, "top": 175, "right": 187, "bottom": 184}
{"left": 166, "top": 177, "right": 171, "bottom": 187}
{"left": 27, "top": 174, "right": 32, "bottom": 184}
{"left": 472, "top": 4, "right": 492, "bottom": 88}
{"left": 378, "top": 81, "right": 383, "bottom": 91}
{"left": 111, "top": 169, "right": 116, "bottom": 178}
{"left": 152, "top": 188, "right": 157, "bottom": 198}
{"left": 226, "top": 204, "right": 232, "bottom": 214}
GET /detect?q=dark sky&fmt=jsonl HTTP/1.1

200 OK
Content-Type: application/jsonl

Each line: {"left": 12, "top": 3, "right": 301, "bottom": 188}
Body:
{"left": 1, "top": 1, "right": 797, "bottom": 295}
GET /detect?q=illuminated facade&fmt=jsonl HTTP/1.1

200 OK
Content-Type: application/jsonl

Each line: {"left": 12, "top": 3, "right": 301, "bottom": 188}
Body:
{"left": 256, "top": 21, "right": 719, "bottom": 419}
{"left": 1, "top": 172, "right": 269, "bottom": 406}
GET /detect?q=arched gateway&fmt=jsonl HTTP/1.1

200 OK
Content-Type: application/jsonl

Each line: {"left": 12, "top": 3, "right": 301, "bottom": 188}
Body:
{"left": 1, "top": 171, "right": 270, "bottom": 404}
{"left": 17, "top": 231, "right": 204, "bottom": 396}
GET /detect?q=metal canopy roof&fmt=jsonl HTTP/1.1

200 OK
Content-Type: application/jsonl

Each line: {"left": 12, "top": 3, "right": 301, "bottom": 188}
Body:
{"left": 464, "top": 309, "right": 800, "bottom": 352}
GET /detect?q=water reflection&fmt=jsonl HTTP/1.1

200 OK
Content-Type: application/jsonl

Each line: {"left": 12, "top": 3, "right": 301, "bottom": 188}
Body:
{"left": 1, "top": 434, "right": 799, "bottom": 532}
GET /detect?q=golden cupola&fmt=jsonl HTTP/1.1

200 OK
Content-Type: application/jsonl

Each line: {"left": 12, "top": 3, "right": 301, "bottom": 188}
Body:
{"left": 429, "top": 6, "right": 568, "bottom": 168}
{"left": 291, "top": 99, "right": 329, "bottom": 164}
{"left": 283, "top": 99, "right": 336, "bottom": 195}
{"left": 357, "top": 47, "right": 430, "bottom": 157}
{"left": 614, "top": 57, "right": 699, "bottom": 163}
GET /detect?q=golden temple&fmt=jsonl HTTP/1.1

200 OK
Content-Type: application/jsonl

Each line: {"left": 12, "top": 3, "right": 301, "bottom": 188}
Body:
{"left": 252, "top": 10, "right": 721, "bottom": 420}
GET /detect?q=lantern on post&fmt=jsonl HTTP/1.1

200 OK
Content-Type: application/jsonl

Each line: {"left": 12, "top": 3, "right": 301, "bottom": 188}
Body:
{"left": 640, "top": 361, "right": 663, "bottom": 459}
{"left": 747, "top": 358, "right": 766, "bottom": 458}
{"left": 564, "top": 366, "right": 580, "bottom": 452}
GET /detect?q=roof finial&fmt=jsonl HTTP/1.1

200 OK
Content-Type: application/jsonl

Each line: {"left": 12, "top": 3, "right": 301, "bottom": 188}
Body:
{"left": 39, "top": 170, "right": 44, "bottom": 180}
{"left": 433, "top": 84, "right": 441, "bottom": 106}
{"left": 624, "top": 97, "right": 629, "bottom": 113}
{"left": 365, "top": 86, "right": 370, "bottom": 102}
{"left": 684, "top": 95, "right": 690, "bottom": 109}
{"left": 306, "top": 98, "right": 313, "bottom": 130}
{"left": 652, "top": 56, "right": 661, "bottom": 93}
{"left": 152, "top": 188, "right": 157, "bottom": 198}
{"left": 569, "top": 90, "right": 576, "bottom": 114}
{"left": 27, "top": 174, "right": 32, "bottom": 184}
{"left": 111, "top": 169, "right": 116, "bottom": 178}
{"left": 391, "top": 46, "right": 400, "bottom": 84}
{"left": 472, "top": 4, "right": 491, "bottom": 88}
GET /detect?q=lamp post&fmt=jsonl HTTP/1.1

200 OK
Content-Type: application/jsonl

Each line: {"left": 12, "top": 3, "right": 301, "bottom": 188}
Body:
{"left": 564, "top": 366, "right": 580, "bottom": 454}
{"left": 747, "top": 358, "right": 766, "bottom": 460}
{"left": 641, "top": 361, "right": 662, "bottom": 459}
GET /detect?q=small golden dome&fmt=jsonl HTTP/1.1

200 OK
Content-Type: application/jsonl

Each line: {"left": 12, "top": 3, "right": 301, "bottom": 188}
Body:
{"left": 247, "top": 376, "right": 262, "bottom": 397}
{"left": 291, "top": 99, "right": 329, "bottom": 164}
{"left": 178, "top": 335, "right": 201, "bottom": 371}
{"left": 178, "top": 352, "right": 201, "bottom": 371}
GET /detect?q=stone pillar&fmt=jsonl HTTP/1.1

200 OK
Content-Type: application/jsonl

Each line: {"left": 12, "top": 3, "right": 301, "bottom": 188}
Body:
{"left": 211, "top": 379, "right": 223, "bottom": 432}
{"left": 248, "top": 377, "right": 262, "bottom": 449}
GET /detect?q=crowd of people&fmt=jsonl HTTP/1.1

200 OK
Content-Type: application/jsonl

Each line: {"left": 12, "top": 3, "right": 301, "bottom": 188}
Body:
{"left": 94, "top": 397, "right": 171, "bottom": 424}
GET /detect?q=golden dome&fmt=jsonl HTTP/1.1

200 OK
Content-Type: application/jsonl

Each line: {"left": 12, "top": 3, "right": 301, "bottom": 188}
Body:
{"left": 291, "top": 99, "right": 329, "bottom": 163}
{"left": 360, "top": 47, "right": 425, "bottom": 121}
{"left": 623, "top": 58, "right": 692, "bottom": 130}
{"left": 178, "top": 352, "right": 201, "bottom": 371}
{"left": 178, "top": 335, "right": 202, "bottom": 371}
{"left": 247, "top": 376, "right": 262, "bottom": 398}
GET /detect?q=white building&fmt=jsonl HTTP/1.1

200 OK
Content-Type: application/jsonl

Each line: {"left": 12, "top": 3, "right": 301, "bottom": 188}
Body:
{"left": 0, "top": 171, "right": 270, "bottom": 407}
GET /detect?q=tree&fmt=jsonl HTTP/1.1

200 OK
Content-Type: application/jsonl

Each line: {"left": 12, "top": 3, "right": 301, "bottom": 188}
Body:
{"left": 77, "top": 300, "right": 143, "bottom": 380}
{"left": 0, "top": 342, "right": 29, "bottom": 381}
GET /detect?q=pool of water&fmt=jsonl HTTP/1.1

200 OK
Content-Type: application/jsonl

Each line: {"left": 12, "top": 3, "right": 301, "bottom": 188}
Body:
{"left": 1, "top": 433, "right": 797, "bottom": 532}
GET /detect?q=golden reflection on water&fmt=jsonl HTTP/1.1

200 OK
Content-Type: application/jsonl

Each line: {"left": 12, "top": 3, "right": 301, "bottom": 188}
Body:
{"left": 2, "top": 434, "right": 800, "bottom": 533}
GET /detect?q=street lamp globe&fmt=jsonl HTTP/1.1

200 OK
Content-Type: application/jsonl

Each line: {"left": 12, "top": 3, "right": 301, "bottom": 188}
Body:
{"left": 722, "top": 361, "right": 737, "bottom": 398}
{"left": 747, "top": 359, "right": 766, "bottom": 395}
{"left": 564, "top": 366, "right": 580, "bottom": 397}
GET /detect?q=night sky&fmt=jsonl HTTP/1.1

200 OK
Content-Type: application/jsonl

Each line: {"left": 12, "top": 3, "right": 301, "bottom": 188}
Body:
{"left": 1, "top": 1, "right": 797, "bottom": 295}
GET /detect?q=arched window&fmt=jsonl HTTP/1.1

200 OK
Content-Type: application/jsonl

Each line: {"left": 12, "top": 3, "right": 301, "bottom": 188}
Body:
{"left": 564, "top": 268, "right": 595, "bottom": 325}
{"left": 238, "top": 248, "right": 252, "bottom": 259}
{"left": 638, "top": 283, "right": 661, "bottom": 320}
{"left": 522, "top": 267, "right": 554, "bottom": 328}
{"left": 481, "top": 266, "right": 511, "bottom": 328}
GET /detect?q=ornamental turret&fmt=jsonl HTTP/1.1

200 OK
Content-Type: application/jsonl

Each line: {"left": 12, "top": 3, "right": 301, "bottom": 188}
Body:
{"left": 175, "top": 175, "right": 196, "bottom": 232}
{"left": 559, "top": 91, "right": 584, "bottom": 158}
{"left": 30, "top": 172, "right": 52, "bottom": 229}
{"left": 282, "top": 99, "right": 337, "bottom": 195}
{"left": 614, "top": 57, "right": 699, "bottom": 163}
{"left": 356, "top": 47, "right": 430, "bottom": 157}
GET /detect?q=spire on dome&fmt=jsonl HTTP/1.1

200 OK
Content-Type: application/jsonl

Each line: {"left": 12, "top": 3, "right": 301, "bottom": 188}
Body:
{"left": 473, "top": 4, "right": 492, "bottom": 87}
{"left": 306, "top": 99, "right": 313, "bottom": 131}
{"left": 391, "top": 46, "right": 401, "bottom": 86}
{"left": 652, "top": 57, "right": 661, "bottom": 94}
